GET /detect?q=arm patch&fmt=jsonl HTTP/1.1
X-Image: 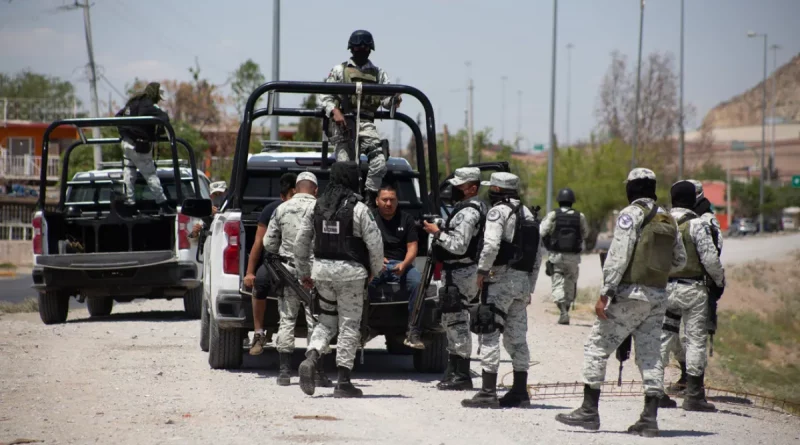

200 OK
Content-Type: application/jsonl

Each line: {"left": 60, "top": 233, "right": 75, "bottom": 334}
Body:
{"left": 617, "top": 214, "right": 633, "bottom": 230}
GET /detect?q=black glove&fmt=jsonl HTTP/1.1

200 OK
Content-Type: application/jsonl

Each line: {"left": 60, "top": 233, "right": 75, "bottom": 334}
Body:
{"left": 545, "top": 261, "right": 554, "bottom": 277}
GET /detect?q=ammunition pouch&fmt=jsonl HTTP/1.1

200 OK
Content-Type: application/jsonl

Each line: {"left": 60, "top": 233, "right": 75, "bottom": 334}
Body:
{"left": 545, "top": 260, "right": 554, "bottom": 277}
{"left": 469, "top": 303, "right": 506, "bottom": 334}
{"left": 437, "top": 284, "right": 464, "bottom": 313}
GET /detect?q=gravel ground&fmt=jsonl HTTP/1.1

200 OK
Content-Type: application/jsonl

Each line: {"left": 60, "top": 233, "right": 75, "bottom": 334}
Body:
{"left": 1, "top": 236, "right": 799, "bottom": 444}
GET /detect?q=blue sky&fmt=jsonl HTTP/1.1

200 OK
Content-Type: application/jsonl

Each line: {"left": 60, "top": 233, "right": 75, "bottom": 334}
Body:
{"left": 2, "top": 0, "right": 798, "bottom": 150}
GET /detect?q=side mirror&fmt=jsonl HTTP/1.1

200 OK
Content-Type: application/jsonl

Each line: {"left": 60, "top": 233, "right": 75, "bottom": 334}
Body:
{"left": 181, "top": 198, "right": 212, "bottom": 218}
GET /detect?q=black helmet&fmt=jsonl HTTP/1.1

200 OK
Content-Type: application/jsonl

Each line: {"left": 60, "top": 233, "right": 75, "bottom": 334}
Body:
{"left": 557, "top": 188, "right": 576, "bottom": 205}
{"left": 348, "top": 30, "right": 375, "bottom": 51}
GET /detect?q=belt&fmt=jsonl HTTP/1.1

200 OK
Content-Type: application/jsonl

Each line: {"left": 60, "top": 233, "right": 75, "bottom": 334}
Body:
{"left": 668, "top": 277, "right": 704, "bottom": 283}
{"left": 442, "top": 262, "right": 475, "bottom": 271}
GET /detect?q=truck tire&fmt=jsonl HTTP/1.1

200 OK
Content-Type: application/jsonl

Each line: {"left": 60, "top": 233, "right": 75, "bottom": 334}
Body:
{"left": 199, "top": 297, "right": 210, "bottom": 352}
{"left": 183, "top": 286, "right": 203, "bottom": 319}
{"left": 38, "top": 291, "right": 69, "bottom": 325}
{"left": 413, "top": 331, "right": 447, "bottom": 373}
{"left": 208, "top": 313, "right": 243, "bottom": 369}
{"left": 86, "top": 297, "right": 113, "bottom": 317}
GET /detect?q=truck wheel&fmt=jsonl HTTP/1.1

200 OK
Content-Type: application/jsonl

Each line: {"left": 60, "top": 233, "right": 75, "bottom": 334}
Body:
{"left": 38, "top": 291, "right": 69, "bottom": 325}
{"left": 413, "top": 331, "right": 447, "bottom": 373}
{"left": 208, "top": 313, "right": 243, "bottom": 369}
{"left": 87, "top": 297, "right": 113, "bottom": 317}
{"left": 183, "top": 286, "right": 203, "bottom": 319}
{"left": 199, "top": 297, "right": 210, "bottom": 352}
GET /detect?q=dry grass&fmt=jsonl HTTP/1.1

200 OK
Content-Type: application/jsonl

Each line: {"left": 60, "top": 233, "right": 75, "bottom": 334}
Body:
{"left": 0, "top": 298, "right": 38, "bottom": 314}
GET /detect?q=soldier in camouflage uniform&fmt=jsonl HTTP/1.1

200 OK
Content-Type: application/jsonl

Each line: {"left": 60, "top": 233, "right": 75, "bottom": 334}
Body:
{"left": 461, "top": 172, "right": 543, "bottom": 409}
{"left": 657, "top": 181, "right": 725, "bottom": 412}
{"left": 539, "top": 187, "right": 590, "bottom": 325}
{"left": 422, "top": 167, "right": 487, "bottom": 391}
{"left": 556, "top": 168, "right": 686, "bottom": 437}
{"left": 294, "top": 162, "right": 384, "bottom": 398}
{"left": 319, "top": 30, "right": 401, "bottom": 206}
{"left": 264, "top": 172, "right": 332, "bottom": 388}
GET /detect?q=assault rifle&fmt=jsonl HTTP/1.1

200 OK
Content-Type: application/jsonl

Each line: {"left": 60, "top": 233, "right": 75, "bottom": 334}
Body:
{"left": 600, "top": 250, "right": 631, "bottom": 386}
{"left": 264, "top": 254, "right": 317, "bottom": 322}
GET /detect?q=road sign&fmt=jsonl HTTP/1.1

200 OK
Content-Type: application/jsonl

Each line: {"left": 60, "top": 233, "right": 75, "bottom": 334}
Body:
{"left": 792, "top": 175, "right": 800, "bottom": 188}
{"left": 731, "top": 140, "right": 747, "bottom": 151}
{"left": 534, "top": 144, "right": 545, "bottom": 152}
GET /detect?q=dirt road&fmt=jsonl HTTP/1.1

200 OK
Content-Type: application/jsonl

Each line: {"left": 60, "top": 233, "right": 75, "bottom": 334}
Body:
{"left": 1, "top": 237, "right": 799, "bottom": 444}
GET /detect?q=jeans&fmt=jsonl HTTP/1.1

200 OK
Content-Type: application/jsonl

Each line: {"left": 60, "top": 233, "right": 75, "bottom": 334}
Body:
{"left": 369, "top": 260, "right": 422, "bottom": 329}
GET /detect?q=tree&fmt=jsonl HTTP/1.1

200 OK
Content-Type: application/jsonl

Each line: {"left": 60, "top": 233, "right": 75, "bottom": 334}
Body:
{"left": 0, "top": 70, "right": 82, "bottom": 120}
{"left": 295, "top": 95, "right": 322, "bottom": 142}
{"left": 692, "top": 161, "right": 727, "bottom": 182}
{"left": 229, "top": 59, "right": 266, "bottom": 116}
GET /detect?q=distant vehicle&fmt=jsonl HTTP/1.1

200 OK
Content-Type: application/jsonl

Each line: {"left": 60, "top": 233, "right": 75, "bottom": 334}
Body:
{"left": 729, "top": 218, "right": 757, "bottom": 237}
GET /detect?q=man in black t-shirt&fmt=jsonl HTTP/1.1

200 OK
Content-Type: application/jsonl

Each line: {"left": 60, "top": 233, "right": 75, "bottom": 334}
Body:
{"left": 369, "top": 182, "right": 423, "bottom": 348}
{"left": 244, "top": 173, "right": 297, "bottom": 355}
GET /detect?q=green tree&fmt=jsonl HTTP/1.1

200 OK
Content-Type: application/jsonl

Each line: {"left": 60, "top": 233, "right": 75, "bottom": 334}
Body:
{"left": 229, "top": 59, "right": 266, "bottom": 116}
{"left": 295, "top": 95, "right": 322, "bottom": 142}
{"left": 0, "top": 70, "right": 80, "bottom": 103}
{"left": 692, "top": 161, "right": 727, "bottom": 182}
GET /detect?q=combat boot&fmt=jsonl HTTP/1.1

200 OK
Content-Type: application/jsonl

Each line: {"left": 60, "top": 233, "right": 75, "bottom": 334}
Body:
{"left": 277, "top": 352, "right": 291, "bottom": 386}
{"left": 298, "top": 349, "right": 319, "bottom": 395}
{"left": 499, "top": 371, "right": 530, "bottom": 408}
{"left": 437, "top": 355, "right": 473, "bottom": 391}
{"left": 315, "top": 357, "right": 333, "bottom": 388}
{"left": 436, "top": 354, "right": 456, "bottom": 388}
{"left": 557, "top": 302, "right": 570, "bottom": 325}
{"left": 627, "top": 395, "right": 660, "bottom": 437}
{"left": 667, "top": 361, "right": 688, "bottom": 395}
{"left": 682, "top": 374, "right": 717, "bottom": 412}
{"left": 333, "top": 366, "right": 363, "bottom": 398}
{"left": 461, "top": 371, "right": 499, "bottom": 408}
{"left": 555, "top": 385, "right": 601, "bottom": 430}
{"left": 658, "top": 393, "right": 678, "bottom": 408}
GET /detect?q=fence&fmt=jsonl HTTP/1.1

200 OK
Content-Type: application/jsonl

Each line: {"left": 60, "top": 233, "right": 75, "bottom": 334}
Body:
{"left": 1, "top": 97, "right": 78, "bottom": 123}
{"left": 0, "top": 153, "right": 61, "bottom": 182}
{"left": 0, "top": 203, "right": 36, "bottom": 241}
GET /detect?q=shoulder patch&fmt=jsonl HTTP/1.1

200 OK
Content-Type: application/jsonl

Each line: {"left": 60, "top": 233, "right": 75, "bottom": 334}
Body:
{"left": 487, "top": 208, "right": 501, "bottom": 222}
{"left": 710, "top": 218, "right": 720, "bottom": 228}
{"left": 453, "top": 213, "right": 465, "bottom": 225}
{"left": 617, "top": 214, "right": 634, "bottom": 230}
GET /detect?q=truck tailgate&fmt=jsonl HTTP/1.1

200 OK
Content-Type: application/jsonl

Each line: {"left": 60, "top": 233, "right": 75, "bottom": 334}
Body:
{"left": 36, "top": 251, "right": 177, "bottom": 270}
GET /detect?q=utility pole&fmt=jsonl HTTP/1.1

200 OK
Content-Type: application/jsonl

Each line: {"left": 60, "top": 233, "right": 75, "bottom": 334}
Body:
{"left": 516, "top": 90, "right": 522, "bottom": 152}
{"left": 565, "top": 43, "right": 574, "bottom": 148}
{"left": 443, "top": 124, "right": 451, "bottom": 176}
{"left": 631, "top": 0, "right": 645, "bottom": 169}
{"left": 545, "top": 0, "right": 558, "bottom": 213}
{"left": 75, "top": 0, "right": 102, "bottom": 169}
{"left": 747, "top": 31, "right": 767, "bottom": 233}
{"left": 501, "top": 76, "right": 508, "bottom": 143}
{"left": 466, "top": 61, "right": 474, "bottom": 164}
{"left": 270, "top": 0, "right": 280, "bottom": 141}
{"left": 769, "top": 44, "right": 781, "bottom": 183}
{"left": 678, "top": 0, "right": 685, "bottom": 179}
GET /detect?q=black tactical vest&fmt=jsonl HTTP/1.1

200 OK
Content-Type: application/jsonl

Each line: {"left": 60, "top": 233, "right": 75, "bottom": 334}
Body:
{"left": 313, "top": 196, "right": 370, "bottom": 270}
{"left": 549, "top": 208, "right": 582, "bottom": 253}
{"left": 432, "top": 198, "right": 486, "bottom": 263}
{"left": 493, "top": 201, "right": 540, "bottom": 272}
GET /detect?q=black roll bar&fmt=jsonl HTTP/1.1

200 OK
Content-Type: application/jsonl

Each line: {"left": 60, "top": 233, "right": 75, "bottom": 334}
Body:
{"left": 56, "top": 136, "right": 201, "bottom": 210}
{"left": 229, "top": 81, "right": 440, "bottom": 214}
{"left": 38, "top": 117, "right": 183, "bottom": 210}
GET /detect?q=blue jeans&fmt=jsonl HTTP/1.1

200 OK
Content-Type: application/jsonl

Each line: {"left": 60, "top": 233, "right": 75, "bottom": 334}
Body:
{"left": 369, "top": 260, "right": 422, "bottom": 329}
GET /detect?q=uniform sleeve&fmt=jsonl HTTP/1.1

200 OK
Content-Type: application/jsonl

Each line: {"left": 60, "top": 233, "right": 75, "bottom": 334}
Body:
{"left": 600, "top": 206, "right": 641, "bottom": 297}
{"left": 671, "top": 219, "right": 687, "bottom": 270}
{"left": 580, "top": 213, "right": 590, "bottom": 252}
{"left": 693, "top": 221, "right": 725, "bottom": 287}
{"left": 477, "top": 207, "right": 506, "bottom": 273}
{"left": 293, "top": 208, "right": 315, "bottom": 279}
{"left": 263, "top": 208, "right": 282, "bottom": 254}
{"left": 435, "top": 207, "right": 480, "bottom": 256}
{"left": 354, "top": 203, "right": 385, "bottom": 277}
{"left": 538, "top": 211, "right": 556, "bottom": 238}
{"left": 379, "top": 69, "right": 394, "bottom": 109}
{"left": 320, "top": 64, "right": 343, "bottom": 117}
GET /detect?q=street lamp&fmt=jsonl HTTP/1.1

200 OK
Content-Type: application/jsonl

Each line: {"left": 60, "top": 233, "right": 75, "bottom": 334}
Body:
{"left": 769, "top": 43, "right": 781, "bottom": 183}
{"left": 545, "top": 0, "right": 558, "bottom": 213}
{"left": 747, "top": 30, "right": 767, "bottom": 233}
{"left": 565, "top": 43, "right": 574, "bottom": 148}
{"left": 631, "top": 0, "right": 645, "bottom": 169}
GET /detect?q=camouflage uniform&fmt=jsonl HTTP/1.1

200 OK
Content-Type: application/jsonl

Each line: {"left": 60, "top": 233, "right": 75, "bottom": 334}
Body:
{"left": 477, "top": 198, "right": 542, "bottom": 374}
{"left": 583, "top": 195, "right": 686, "bottom": 396}
{"left": 264, "top": 192, "right": 318, "bottom": 353}
{"left": 294, "top": 199, "right": 384, "bottom": 370}
{"left": 659, "top": 208, "right": 725, "bottom": 377}
{"left": 539, "top": 207, "right": 590, "bottom": 306}
{"left": 320, "top": 59, "right": 393, "bottom": 193}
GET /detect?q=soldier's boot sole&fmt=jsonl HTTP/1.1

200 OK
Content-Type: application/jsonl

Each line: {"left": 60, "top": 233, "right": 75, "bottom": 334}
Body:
{"left": 555, "top": 409, "right": 600, "bottom": 431}
{"left": 461, "top": 393, "right": 500, "bottom": 409}
{"left": 557, "top": 313, "right": 570, "bottom": 325}
{"left": 659, "top": 394, "right": 678, "bottom": 408}
{"left": 276, "top": 373, "right": 291, "bottom": 386}
{"left": 626, "top": 421, "right": 659, "bottom": 438}
{"left": 499, "top": 392, "right": 531, "bottom": 408}
{"left": 436, "top": 377, "right": 474, "bottom": 391}
{"left": 333, "top": 383, "right": 363, "bottom": 398}
{"left": 298, "top": 357, "right": 317, "bottom": 396}
{"left": 682, "top": 399, "right": 717, "bottom": 412}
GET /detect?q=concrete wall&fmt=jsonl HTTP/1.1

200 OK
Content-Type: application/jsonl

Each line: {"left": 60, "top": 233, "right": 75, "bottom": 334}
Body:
{"left": 0, "top": 241, "right": 32, "bottom": 266}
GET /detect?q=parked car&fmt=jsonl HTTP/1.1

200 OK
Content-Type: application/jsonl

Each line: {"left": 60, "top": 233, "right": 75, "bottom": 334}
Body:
{"left": 729, "top": 218, "right": 757, "bottom": 237}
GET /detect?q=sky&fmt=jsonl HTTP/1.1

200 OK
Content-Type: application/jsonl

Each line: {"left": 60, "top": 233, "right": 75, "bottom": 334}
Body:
{"left": 2, "top": 0, "right": 799, "bottom": 151}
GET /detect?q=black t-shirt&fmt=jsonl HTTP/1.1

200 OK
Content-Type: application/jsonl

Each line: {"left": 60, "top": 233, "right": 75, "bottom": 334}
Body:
{"left": 374, "top": 210, "right": 418, "bottom": 262}
{"left": 258, "top": 200, "right": 282, "bottom": 226}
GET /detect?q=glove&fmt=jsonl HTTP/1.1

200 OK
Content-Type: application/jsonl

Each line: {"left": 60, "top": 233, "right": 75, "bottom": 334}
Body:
{"left": 545, "top": 261, "right": 554, "bottom": 277}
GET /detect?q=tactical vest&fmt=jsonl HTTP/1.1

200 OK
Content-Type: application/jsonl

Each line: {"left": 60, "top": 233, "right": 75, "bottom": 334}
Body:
{"left": 620, "top": 202, "right": 678, "bottom": 289}
{"left": 116, "top": 97, "right": 160, "bottom": 153}
{"left": 313, "top": 196, "right": 370, "bottom": 270}
{"left": 549, "top": 208, "right": 582, "bottom": 253}
{"left": 670, "top": 213, "right": 704, "bottom": 279}
{"left": 341, "top": 63, "right": 383, "bottom": 113}
{"left": 494, "top": 201, "right": 540, "bottom": 272}
{"left": 432, "top": 199, "right": 485, "bottom": 263}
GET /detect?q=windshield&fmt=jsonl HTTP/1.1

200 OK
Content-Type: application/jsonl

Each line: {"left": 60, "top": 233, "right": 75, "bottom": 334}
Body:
{"left": 66, "top": 179, "right": 204, "bottom": 204}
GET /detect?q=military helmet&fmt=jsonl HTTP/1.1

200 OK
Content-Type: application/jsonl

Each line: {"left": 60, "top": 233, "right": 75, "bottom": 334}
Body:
{"left": 557, "top": 187, "right": 576, "bottom": 204}
{"left": 348, "top": 30, "right": 375, "bottom": 51}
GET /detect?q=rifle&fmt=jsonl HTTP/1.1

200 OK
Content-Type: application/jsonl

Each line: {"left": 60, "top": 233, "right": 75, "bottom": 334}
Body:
{"left": 599, "top": 250, "right": 632, "bottom": 386}
{"left": 264, "top": 254, "right": 318, "bottom": 322}
{"left": 408, "top": 216, "right": 442, "bottom": 331}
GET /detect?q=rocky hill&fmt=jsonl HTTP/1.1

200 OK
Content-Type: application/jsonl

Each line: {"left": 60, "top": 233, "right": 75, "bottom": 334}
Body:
{"left": 703, "top": 52, "right": 800, "bottom": 128}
